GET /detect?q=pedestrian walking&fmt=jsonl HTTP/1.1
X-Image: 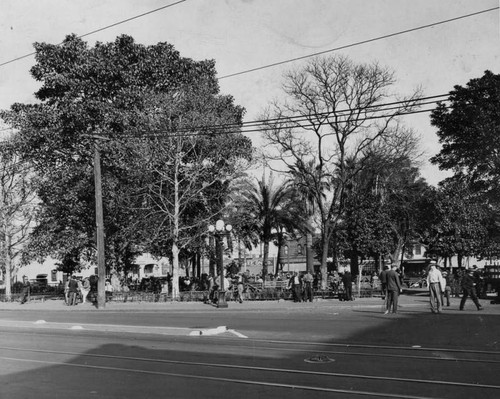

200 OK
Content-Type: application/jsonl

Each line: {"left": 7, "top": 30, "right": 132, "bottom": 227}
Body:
{"left": 426, "top": 261, "right": 444, "bottom": 314}
{"left": 236, "top": 273, "right": 245, "bottom": 303}
{"left": 384, "top": 264, "right": 402, "bottom": 314}
{"left": 459, "top": 268, "right": 483, "bottom": 311}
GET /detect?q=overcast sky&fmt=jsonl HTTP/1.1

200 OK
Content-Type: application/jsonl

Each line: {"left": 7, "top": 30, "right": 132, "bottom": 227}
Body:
{"left": 0, "top": 0, "right": 498, "bottom": 185}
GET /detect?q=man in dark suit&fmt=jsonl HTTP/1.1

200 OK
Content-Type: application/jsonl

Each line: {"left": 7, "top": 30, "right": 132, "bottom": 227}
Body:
{"left": 460, "top": 268, "right": 483, "bottom": 311}
{"left": 342, "top": 271, "right": 353, "bottom": 301}
{"left": 385, "top": 265, "right": 402, "bottom": 314}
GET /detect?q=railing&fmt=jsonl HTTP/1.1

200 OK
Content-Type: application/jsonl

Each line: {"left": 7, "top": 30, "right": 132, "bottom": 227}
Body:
{"left": 1, "top": 282, "right": 384, "bottom": 303}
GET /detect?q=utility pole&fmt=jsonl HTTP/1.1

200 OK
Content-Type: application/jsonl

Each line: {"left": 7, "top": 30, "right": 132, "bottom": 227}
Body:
{"left": 93, "top": 139, "right": 106, "bottom": 309}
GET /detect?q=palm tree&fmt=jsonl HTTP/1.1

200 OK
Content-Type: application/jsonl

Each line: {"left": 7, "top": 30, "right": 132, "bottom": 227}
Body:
{"left": 288, "top": 159, "right": 329, "bottom": 274}
{"left": 230, "top": 174, "right": 304, "bottom": 276}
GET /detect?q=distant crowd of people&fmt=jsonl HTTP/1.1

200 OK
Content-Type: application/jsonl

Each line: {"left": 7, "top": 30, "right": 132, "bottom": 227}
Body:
{"left": 17, "top": 260, "right": 491, "bottom": 312}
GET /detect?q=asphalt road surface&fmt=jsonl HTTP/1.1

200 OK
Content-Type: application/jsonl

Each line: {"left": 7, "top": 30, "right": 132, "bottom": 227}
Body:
{"left": 0, "top": 294, "right": 499, "bottom": 398}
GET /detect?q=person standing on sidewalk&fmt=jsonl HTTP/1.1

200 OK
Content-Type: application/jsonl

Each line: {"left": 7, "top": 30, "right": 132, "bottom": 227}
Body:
{"left": 342, "top": 270, "right": 353, "bottom": 301}
{"left": 460, "top": 268, "right": 483, "bottom": 311}
{"left": 384, "top": 264, "right": 402, "bottom": 314}
{"left": 441, "top": 271, "right": 452, "bottom": 307}
{"left": 19, "top": 276, "right": 31, "bottom": 305}
{"left": 427, "top": 261, "right": 443, "bottom": 314}
{"left": 302, "top": 271, "right": 314, "bottom": 302}
{"left": 379, "top": 263, "right": 390, "bottom": 311}
{"left": 67, "top": 275, "right": 79, "bottom": 306}
{"left": 288, "top": 272, "right": 302, "bottom": 302}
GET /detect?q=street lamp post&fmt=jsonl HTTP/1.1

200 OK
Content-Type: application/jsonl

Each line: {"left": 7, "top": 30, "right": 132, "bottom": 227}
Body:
{"left": 208, "top": 219, "right": 232, "bottom": 308}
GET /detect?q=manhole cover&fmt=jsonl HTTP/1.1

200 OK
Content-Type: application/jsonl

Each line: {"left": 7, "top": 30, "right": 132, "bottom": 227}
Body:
{"left": 304, "top": 355, "right": 334, "bottom": 363}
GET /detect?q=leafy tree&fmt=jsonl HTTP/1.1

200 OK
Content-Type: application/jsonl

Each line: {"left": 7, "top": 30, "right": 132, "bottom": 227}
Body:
{"left": 431, "top": 70, "right": 500, "bottom": 203}
{"left": 130, "top": 89, "right": 252, "bottom": 298}
{"left": 262, "top": 55, "right": 421, "bottom": 286}
{"left": 1, "top": 34, "right": 252, "bottom": 293}
{"left": 418, "top": 180, "right": 489, "bottom": 266}
{"left": 0, "top": 140, "right": 38, "bottom": 298}
{"left": 337, "top": 152, "right": 429, "bottom": 274}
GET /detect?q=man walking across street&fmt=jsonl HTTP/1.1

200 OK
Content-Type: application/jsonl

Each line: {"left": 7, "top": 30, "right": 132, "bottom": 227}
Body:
{"left": 460, "top": 268, "right": 483, "bottom": 311}
{"left": 384, "top": 264, "right": 402, "bottom": 314}
{"left": 427, "top": 261, "right": 444, "bottom": 314}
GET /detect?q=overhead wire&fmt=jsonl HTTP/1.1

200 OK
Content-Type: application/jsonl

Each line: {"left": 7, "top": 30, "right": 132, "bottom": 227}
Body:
{"left": 0, "top": 5, "right": 490, "bottom": 138}
{"left": 218, "top": 7, "right": 499, "bottom": 80}
{"left": 168, "top": 94, "right": 450, "bottom": 133}
{"left": 120, "top": 101, "right": 451, "bottom": 140}
{"left": 0, "top": 0, "right": 188, "bottom": 68}
{"left": 0, "top": 94, "right": 451, "bottom": 139}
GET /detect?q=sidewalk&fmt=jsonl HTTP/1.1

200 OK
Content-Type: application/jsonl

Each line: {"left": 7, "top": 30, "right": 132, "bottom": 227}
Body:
{"left": 0, "top": 289, "right": 497, "bottom": 313}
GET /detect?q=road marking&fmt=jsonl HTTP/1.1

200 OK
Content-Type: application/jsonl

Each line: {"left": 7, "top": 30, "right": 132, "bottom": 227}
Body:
{"left": 227, "top": 329, "right": 248, "bottom": 338}
{"left": 189, "top": 326, "right": 227, "bottom": 336}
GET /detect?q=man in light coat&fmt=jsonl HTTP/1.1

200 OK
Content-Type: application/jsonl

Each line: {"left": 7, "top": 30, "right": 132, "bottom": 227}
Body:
{"left": 426, "top": 261, "right": 444, "bottom": 314}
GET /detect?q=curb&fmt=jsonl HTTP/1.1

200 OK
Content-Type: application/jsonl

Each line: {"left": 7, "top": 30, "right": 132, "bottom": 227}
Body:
{"left": 189, "top": 325, "right": 227, "bottom": 336}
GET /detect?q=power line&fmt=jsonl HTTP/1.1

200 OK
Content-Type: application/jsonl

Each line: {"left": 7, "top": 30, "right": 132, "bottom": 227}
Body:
{"left": 181, "top": 94, "right": 450, "bottom": 133}
{"left": 0, "top": 0, "right": 188, "bottom": 68}
{"left": 1, "top": 94, "right": 450, "bottom": 137}
{"left": 132, "top": 94, "right": 450, "bottom": 136}
{"left": 121, "top": 104, "right": 449, "bottom": 140}
{"left": 218, "top": 7, "right": 499, "bottom": 80}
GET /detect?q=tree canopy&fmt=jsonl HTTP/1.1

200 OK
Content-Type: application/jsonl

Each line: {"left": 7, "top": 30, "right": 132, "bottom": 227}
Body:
{"left": 1, "top": 34, "right": 252, "bottom": 279}
{"left": 431, "top": 70, "right": 500, "bottom": 202}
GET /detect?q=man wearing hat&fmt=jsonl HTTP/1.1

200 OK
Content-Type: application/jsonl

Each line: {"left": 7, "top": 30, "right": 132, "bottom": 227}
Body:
{"left": 384, "top": 264, "right": 402, "bottom": 314}
{"left": 459, "top": 268, "right": 483, "bottom": 311}
{"left": 426, "top": 260, "right": 444, "bottom": 313}
{"left": 441, "top": 270, "right": 452, "bottom": 307}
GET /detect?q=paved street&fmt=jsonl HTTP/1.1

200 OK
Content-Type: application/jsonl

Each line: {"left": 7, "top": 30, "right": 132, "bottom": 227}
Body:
{"left": 1, "top": 293, "right": 499, "bottom": 398}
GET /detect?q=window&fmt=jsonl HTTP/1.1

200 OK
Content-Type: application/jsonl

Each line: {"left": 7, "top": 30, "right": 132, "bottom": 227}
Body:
{"left": 297, "top": 244, "right": 303, "bottom": 255}
{"left": 415, "top": 245, "right": 422, "bottom": 255}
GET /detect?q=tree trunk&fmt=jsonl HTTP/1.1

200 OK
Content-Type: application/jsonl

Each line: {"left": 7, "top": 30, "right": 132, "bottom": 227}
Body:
{"left": 276, "top": 235, "right": 282, "bottom": 275}
{"left": 262, "top": 240, "right": 269, "bottom": 276}
{"left": 320, "top": 233, "right": 329, "bottom": 289}
{"left": 4, "top": 233, "right": 12, "bottom": 300}
{"left": 171, "top": 242, "right": 180, "bottom": 299}
{"left": 350, "top": 252, "right": 359, "bottom": 277}
{"left": 209, "top": 235, "right": 216, "bottom": 276}
{"left": 306, "top": 232, "right": 314, "bottom": 274}
{"left": 171, "top": 160, "right": 180, "bottom": 300}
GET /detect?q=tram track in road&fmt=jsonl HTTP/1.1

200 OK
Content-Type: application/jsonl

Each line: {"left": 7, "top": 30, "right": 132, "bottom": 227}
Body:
{"left": 1, "top": 338, "right": 500, "bottom": 399}
{"left": 2, "top": 327, "right": 500, "bottom": 365}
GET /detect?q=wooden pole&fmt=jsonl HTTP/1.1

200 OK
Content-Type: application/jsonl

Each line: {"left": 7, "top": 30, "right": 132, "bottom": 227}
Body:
{"left": 94, "top": 141, "right": 106, "bottom": 309}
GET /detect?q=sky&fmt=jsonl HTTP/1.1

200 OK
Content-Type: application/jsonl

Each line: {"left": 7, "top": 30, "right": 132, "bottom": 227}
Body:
{"left": 0, "top": 0, "right": 498, "bottom": 186}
